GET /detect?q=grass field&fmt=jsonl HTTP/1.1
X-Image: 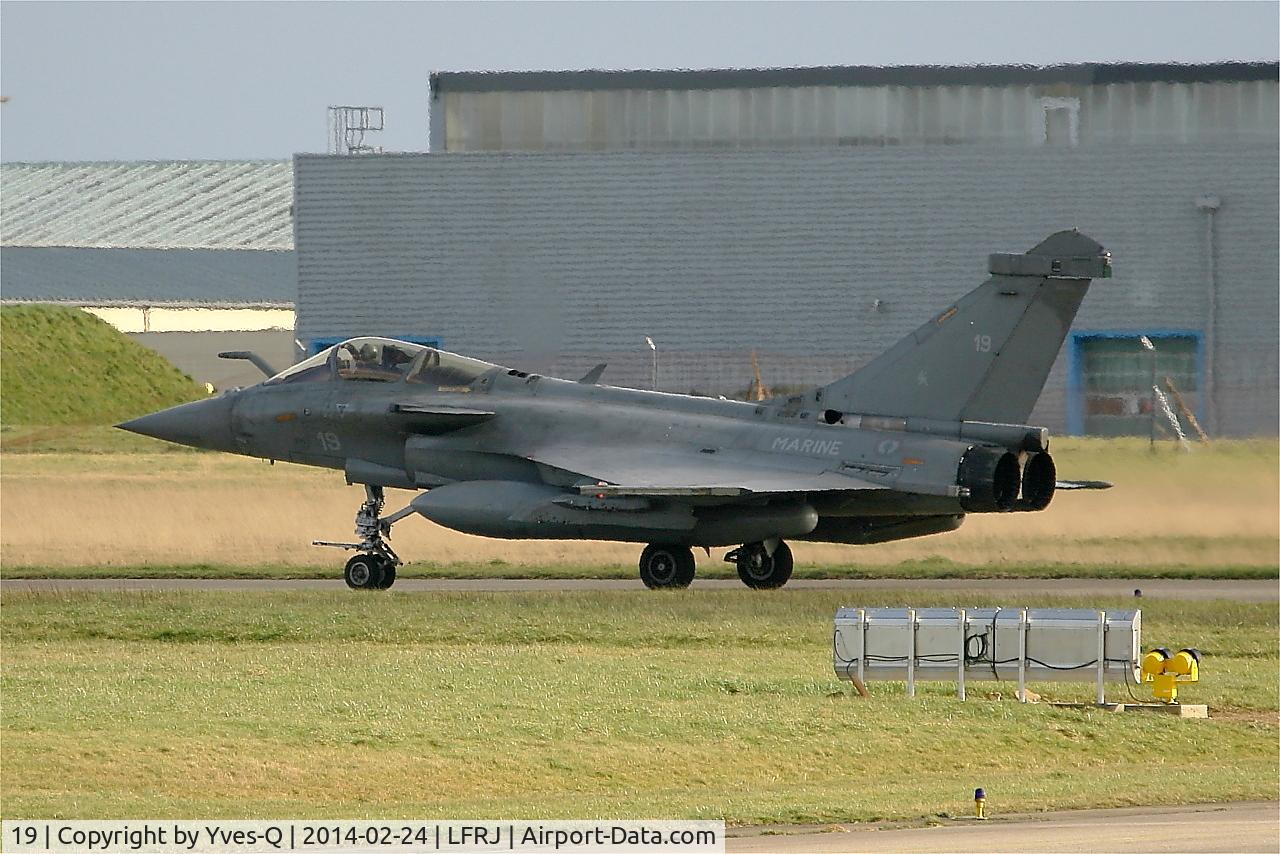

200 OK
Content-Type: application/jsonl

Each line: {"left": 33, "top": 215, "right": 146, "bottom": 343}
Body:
{"left": 1, "top": 434, "right": 1275, "bottom": 575}
{"left": 0, "top": 305, "right": 203, "bottom": 426}
{"left": 1, "top": 589, "right": 1275, "bottom": 821}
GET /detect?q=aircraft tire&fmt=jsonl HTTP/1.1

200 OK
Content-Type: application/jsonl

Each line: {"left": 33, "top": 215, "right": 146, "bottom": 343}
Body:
{"left": 376, "top": 561, "right": 397, "bottom": 589}
{"left": 639, "top": 544, "right": 695, "bottom": 589}
{"left": 673, "top": 548, "right": 696, "bottom": 587}
{"left": 344, "top": 554, "right": 385, "bottom": 590}
{"left": 736, "top": 541, "right": 794, "bottom": 589}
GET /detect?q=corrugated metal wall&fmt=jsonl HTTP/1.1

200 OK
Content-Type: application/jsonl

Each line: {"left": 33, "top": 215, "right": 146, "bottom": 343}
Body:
{"left": 438, "top": 80, "right": 1279, "bottom": 151}
{"left": 293, "top": 145, "right": 1278, "bottom": 436}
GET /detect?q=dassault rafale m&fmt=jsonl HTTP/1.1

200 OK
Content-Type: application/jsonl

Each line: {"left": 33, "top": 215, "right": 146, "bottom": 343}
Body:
{"left": 120, "top": 230, "right": 1113, "bottom": 590}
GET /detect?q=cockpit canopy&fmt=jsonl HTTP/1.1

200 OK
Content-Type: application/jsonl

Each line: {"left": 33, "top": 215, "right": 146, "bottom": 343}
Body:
{"left": 264, "top": 338, "right": 497, "bottom": 390}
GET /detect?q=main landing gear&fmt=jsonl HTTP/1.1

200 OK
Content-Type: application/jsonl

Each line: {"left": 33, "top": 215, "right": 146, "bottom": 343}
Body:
{"left": 725, "top": 539, "right": 793, "bottom": 589}
{"left": 314, "top": 484, "right": 413, "bottom": 590}
{"left": 637, "top": 539, "right": 795, "bottom": 590}
{"left": 638, "top": 544, "right": 696, "bottom": 589}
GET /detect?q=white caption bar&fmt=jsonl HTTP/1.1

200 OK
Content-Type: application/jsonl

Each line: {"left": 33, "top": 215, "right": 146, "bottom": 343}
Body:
{"left": 2, "top": 821, "right": 725, "bottom": 854}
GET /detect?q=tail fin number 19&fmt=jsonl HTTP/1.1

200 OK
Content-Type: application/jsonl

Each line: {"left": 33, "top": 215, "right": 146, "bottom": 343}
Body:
{"left": 974, "top": 334, "right": 992, "bottom": 353}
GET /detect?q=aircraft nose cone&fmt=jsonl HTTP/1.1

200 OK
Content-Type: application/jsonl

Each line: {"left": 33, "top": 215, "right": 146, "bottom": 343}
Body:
{"left": 117, "top": 394, "right": 237, "bottom": 452}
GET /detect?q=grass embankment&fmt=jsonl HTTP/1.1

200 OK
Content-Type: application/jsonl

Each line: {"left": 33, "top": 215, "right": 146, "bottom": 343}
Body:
{"left": 1, "top": 437, "right": 1275, "bottom": 576}
{"left": 0, "top": 304, "right": 204, "bottom": 426}
{"left": 1, "top": 590, "right": 1275, "bottom": 820}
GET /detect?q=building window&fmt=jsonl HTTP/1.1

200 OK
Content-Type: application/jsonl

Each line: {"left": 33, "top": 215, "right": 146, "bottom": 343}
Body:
{"left": 1068, "top": 331, "right": 1202, "bottom": 436}
{"left": 1039, "top": 97, "right": 1080, "bottom": 146}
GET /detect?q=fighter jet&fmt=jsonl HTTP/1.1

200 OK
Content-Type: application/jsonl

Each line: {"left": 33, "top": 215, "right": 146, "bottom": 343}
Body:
{"left": 120, "top": 230, "right": 1113, "bottom": 590}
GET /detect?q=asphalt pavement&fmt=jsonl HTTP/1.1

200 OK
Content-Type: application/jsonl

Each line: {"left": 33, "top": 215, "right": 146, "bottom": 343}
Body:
{"left": 726, "top": 801, "right": 1280, "bottom": 853}
{"left": 3, "top": 577, "right": 1276, "bottom": 601}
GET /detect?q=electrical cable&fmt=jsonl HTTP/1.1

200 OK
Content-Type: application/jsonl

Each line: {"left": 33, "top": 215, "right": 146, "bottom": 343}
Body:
{"left": 990, "top": 608, "right": 1001, "bottom": 681}
{"left": 831, "top": 628, "right": 858, "bottom": 666}
{"left": 964, "top": 630, "right": 989, "bottom": 664}
{"left": 1121, "top": 659, "right": 1144, "bottom": 703}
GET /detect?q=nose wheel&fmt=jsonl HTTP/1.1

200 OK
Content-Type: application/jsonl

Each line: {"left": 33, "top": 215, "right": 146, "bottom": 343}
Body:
{"left": 315, "top": 484, "right": 409, "bottom": 590}
{"left": 726, "top": 539, "right": 793, "bottom": 589}
{"left": 344, "top": 553, "right": 396, "bottom": 590}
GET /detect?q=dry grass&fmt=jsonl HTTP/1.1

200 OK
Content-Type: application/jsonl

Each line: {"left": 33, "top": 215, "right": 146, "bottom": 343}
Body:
{"left": 1, "top": 439, "right": 1276, "bottom": 569}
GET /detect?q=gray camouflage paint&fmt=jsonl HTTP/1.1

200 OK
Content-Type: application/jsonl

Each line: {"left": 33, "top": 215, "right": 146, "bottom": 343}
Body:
{"left": 120, "top": 231, "right": 1109, "bottom": 581}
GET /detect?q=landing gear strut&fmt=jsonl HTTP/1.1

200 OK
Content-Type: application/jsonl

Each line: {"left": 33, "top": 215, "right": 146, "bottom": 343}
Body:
{"left": 638, "top": 544, "right": 696, "bottom": 589}
{"left": 726, "top": 539, "right": 793, "bottom": 589}
{"left": 314, "top": 484, "right": 408, "bottom": 590}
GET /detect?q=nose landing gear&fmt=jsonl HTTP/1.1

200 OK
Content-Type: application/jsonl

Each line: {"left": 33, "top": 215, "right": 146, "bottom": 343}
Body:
{"left": 344, "top": 552, "right": 396, "bottom": 590}
{"left": 314, "top": 484, "right": 411, "bottom": 590}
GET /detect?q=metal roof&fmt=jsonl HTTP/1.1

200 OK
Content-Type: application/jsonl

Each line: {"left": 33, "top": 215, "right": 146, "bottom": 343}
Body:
{"left": 431, "top": 62, "right": 1279, "bottom": 95}
{"left": 1, "top": 160, "right": 294, "bottom": 250}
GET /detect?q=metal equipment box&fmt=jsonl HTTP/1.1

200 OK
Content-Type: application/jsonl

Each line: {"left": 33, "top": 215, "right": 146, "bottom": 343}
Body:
{"left": 833, "top": 607, "right": 1141, "bottom": 699}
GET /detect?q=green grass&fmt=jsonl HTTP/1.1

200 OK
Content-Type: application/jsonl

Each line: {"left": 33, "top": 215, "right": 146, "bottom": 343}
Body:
{"left": 3, "top": 559, "right": 1276, "bottom": 580}
{"left": 2, "top": 590, "right": 1275, "bottom": 821}
{"left": 0, "top": 305, "right": 204, "bottom": 426}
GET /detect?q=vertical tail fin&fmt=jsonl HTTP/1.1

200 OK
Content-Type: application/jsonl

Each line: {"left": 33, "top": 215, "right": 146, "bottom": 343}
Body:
{"left": 815, "top": 230, "right": 1111, "bottom": 424}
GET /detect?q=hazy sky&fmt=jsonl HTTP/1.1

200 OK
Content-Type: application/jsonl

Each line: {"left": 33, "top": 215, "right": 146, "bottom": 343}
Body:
{"left": 2, "top": 1, "right": 1277, "bottom": 162}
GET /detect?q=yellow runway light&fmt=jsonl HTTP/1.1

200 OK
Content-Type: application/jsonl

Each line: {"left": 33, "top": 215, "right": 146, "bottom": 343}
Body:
{"left": 1140, "top": 647, "right": 1201, "bottom": 703}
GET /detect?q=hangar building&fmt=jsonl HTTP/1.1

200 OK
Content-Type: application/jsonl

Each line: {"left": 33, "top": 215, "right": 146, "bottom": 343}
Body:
{"left": 296, "top": 62, "right": 1277, "bottom": 437}
{"left": 427, "top": 62, "right": 1279, "bottom": 152}
{"left": 1, "top": 160, "right": 297, "bottom": 389}
{"left": 113, "top": 64, "right": 1280, "bottom": 436}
